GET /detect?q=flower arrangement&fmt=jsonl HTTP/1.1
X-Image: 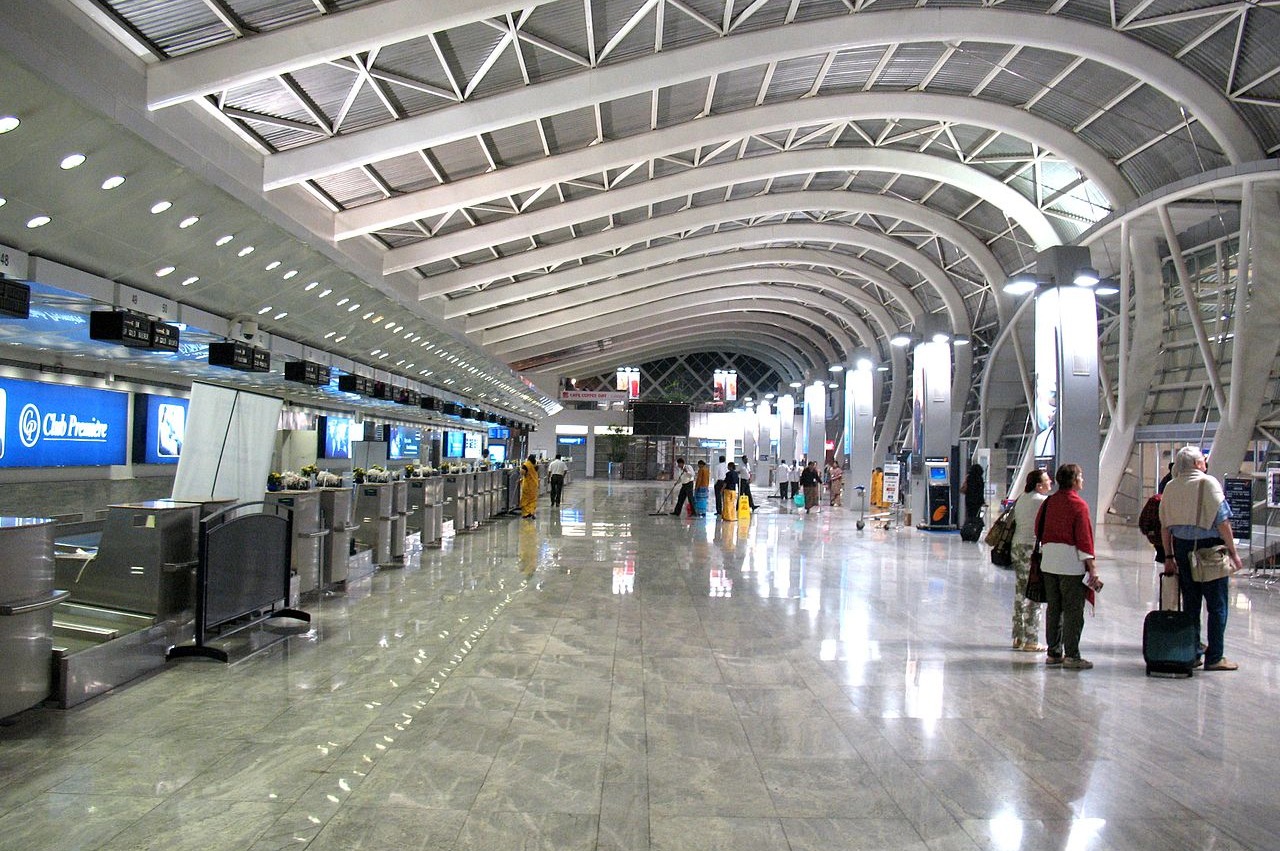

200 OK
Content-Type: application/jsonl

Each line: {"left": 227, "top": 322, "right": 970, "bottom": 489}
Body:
{"left": 300, "top": 463, "right": 319, "bottom": 478}
{"left": 404, "top": 463, "right": 419, "bottom": 478}
{"left": 365, "top": 464, "right": 392, "bottom": 483}
{"left": 267, "top": 471, "right": 283, "bottom": 491}
{"left": 316, "top": 471, "right": 343, "bottom": 488}
{"left": 353, "top": 467, "right": 366, "bottom": 483}
{"left": 281, "top": 471, "right": 310, "bottom": 490}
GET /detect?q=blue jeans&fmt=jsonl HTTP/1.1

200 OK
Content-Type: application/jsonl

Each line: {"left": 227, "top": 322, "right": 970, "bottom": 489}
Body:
{"left": 1172, "top": 536, "right": 1230, "bottom": 665}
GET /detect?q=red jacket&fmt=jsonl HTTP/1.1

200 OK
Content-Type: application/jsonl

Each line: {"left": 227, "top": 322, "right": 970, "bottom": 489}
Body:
{"left": 1035, "top": 488, "right": 1095, "bottom": 556}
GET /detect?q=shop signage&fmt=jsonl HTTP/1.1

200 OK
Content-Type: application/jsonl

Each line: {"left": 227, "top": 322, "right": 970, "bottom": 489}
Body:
{"left": 557, "top": 436, "right": 586, "bottom": 445}
{"left": 0, "top": 377, "right": 128, "bottom": 467}
{"left": 1223, "top": 476, "right": 1252, "bottom": 541}
{"left": 882, "top": 461, "right": 901, "bottom": 504}
{"left": 136, "top": 394, "right": 189, "bottom": 465}
{"left": 1269, "top": 468, "right": 1280, "bottom": 509}
{"left": 560, "top": 389, "right": 627, "bottom": 402}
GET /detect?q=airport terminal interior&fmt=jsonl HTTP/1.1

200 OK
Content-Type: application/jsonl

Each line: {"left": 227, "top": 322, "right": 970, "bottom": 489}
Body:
{"left": 3, "top": 1, "right": 1280, "bottom": 849}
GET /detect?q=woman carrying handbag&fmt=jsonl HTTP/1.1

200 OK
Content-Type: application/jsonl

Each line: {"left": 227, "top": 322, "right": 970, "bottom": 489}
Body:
{"left": 1035, "top": 464, "right": 1101, "bottom": 670}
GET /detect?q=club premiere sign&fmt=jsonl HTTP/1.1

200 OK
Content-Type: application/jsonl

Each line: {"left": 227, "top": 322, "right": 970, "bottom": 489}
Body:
{"left": 0, "top": 377, "right": 128, "bottom": 467}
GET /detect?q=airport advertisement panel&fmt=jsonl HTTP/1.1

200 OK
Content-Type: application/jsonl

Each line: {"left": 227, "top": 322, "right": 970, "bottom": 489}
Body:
{"left": 0, "top": 377, "right": 129, "bottom": 467}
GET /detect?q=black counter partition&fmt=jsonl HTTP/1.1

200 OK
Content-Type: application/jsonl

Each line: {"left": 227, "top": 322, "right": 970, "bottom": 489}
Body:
{"left": 168, "top": 501, "right": 309, "bottom": 663}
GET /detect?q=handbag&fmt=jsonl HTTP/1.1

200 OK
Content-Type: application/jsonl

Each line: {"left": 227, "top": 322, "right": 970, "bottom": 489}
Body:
{"left": 985, "top": 502, "right": 1016, "bottom": 566}
{"left": 1191, "top": 544, "right": 1231, "bottom": 583}
{"left": 1024, "top": 502, "right": 1047, "bottom": 604}
{"left": 1189, "top": 480, "right": 1232, "bottom": 583}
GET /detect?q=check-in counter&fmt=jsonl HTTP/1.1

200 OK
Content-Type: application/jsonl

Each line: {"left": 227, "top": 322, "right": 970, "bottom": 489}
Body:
{"left": 408, "top": 476, "right": 443, "bottom": 546}
{"left": 444, "top": 472, "right": 473, "bottom": 531}
{"left": 0, "top": 518, "right": 64, "bottom": 719}
{"left": 390, "top": 480, "right": 408, "bottom": 560}
{"left": 264, "top": 490, "right": 327, "bottom": 595}
{"left": 319, "top": 487, "right": 358, "bottom": 586}
{"left": 353, "top": 483, "right": 395, "bottom": 566}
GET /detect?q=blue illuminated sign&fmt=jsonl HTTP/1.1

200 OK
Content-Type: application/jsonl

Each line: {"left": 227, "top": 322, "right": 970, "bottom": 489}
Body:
{"left": 323, "top": 416, "right": 352, "bottom": 460}
{"left": 140, "top": 394, "right": 189, "bottom": 464}
{"left": 488, "top": 426, "right": 510, "bottom": 440}
{"left": 0, "top": 377, "right": 128, "bottom": 467}
{"left": 557, "top": 436, "right": 586, "bottom": 445}
{"left": 444, "top": 431, "right": 465, "bottom": 458}
{"left": 389, "top": 425, "right": 421, "bottom": 460}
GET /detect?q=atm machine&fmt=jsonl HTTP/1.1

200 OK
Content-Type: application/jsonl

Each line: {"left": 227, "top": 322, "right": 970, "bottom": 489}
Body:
{"left": 925, "top": 457, "right": 952, "bottom": 529}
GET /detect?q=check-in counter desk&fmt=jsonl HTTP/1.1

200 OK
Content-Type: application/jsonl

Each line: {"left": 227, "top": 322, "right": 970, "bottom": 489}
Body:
{"left": 390, "top": 481, "right": 408, "bottom": 560}
{"left": 264, "top": 490, "right": 327, "bottom": 595}
{"left": 443, "top": 472, "right": 474, "bottom": 531}
{"left": 51, "top": 500, "right": 202, "bottom": 707}
{"left": 480, "top": 469, "right": 500, "bottom": 521}
{"left": 0, "top": 518, "right": 64, "bottom": 719}
{"left": 319, "top": 487, "right": 359, "bottom": 586}
{"left": 504, "top": 468, "right": 521, "bottom": 513}
{"left": 353, "top": 483, "right": 403, "bottom": 567}
{"left": 407, "top": 477, "right": 443, "bottom": 546}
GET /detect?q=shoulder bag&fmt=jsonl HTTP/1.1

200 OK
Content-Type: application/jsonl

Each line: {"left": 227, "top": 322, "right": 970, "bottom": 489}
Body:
{"left": 1024, "top": 501, "right": 1047, "bottom": 604}
{"left": 985, "top": 501, "right": 1016, "bottom": 566}
{"left": 1190, "top": 480, "right": 1232, "bottom": 583}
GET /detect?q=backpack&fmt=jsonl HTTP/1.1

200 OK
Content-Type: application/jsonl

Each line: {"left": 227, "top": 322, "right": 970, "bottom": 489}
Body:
{"left": 985, "top": 502, "right": 1016, "bottom": 567}
{"left": 1138, "top": 493, "right": 1163, "bottom": 547}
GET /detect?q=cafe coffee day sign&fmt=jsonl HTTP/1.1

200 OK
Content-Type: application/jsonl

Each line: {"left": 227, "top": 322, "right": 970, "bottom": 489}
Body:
{"left": 0, "top": 377, "right": 128, "bottom": 467}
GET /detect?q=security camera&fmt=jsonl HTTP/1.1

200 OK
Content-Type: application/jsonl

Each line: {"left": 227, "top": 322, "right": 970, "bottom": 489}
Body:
{"left": 239, "top": 320, "right": 258, "bottom": 341}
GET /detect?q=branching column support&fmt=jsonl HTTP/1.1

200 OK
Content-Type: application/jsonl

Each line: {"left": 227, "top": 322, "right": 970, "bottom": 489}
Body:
{"left": 1096, "top": 219, "right": 1165, "bottom": 516}
{"left": 1208, "top": 184, "right": 1280, "bottom": 479}
{"left": 873, "top": 346, "right": 908, "bottom": 468}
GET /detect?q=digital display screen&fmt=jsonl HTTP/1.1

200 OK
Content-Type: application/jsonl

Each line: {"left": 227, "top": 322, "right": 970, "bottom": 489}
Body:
{"left": 444, "top": 431, "right": 465, "bottom": 458}
{"left": 0, "top": 377, "right": 129, "bottom": 467}
{"left": 557, "top": 436, "right": 586, "bottom": 445}
{"left": 928, "top": 465, "right": 948, "bottom": 482}
{"left": 389, "top": 425, "right": 421, "bottom": 460}
{"left": 488, "top": 426, "right": 510, "bottom": 439}
{"left": 488, "top": 445, "right": 506, "bottom": 463}
{"left": 322, "top": 416, "right": 353, "bottom": 459}
{"left": 464, "top": 432, "right": 483, "bottom": 459}
{"left": 140, "top": 395, "right": 188, "bottom": 464}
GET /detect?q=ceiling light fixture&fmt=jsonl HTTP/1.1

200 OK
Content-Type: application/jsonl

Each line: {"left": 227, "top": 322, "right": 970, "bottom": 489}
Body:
{"left": 1073, "top": 266, "right": 1100, "bottom": 288}
{"left": 237, "top": 246, "right": 254, "bottom": 257}
{"left": 150, "top": 201, "right": 172, "bottom": 214}
{"left": 257, "top": 306, "right": 272, "bottom": 315}
{"left": 336, "top": 298, "right": 349, "bottom": 306}
{"left": 282, "top": 270, "right": 297, "bottom": 279}
{"left": 0, "top": 116, "right": 19, "bottom": 133}
{"left": 101, "top": 175, "right": 125, "bottom": 190}
{"left": 334, "top": 335, "right": 347, "bottom": 343}
{"left": 347, "top": 304, "right": 360, "bottom": 312}
{"left": 181, "top": 276, "right": 198, "bottom": 286}
{"left": 273, "top": 312, "right": 287, "bottom": 320}
{"left": 318, "top": 289, "right": 331, "bottom": 298}
{"left": 216, "top": 234, "right": 233, "bottom": 246}
{"left": 60, "top": 153, "right": 86, "bottom": 170}
{"left": 889, "top": 332, "right": 913, "bottom": 347}
{"left": 26, "top": 215, "right": 51, "bottom": 228}
{"left": 179, "top": 216, "right": 199, "bottom": 229}
{"left": 155, "top": 266, "right": 175, "bottom": 277}
{"left": 265, "top": 261, "right": 281, "bottom": 271}
{"left": 1003, "top": 273, "right": 1038, "bottom": 296}
{"left": 304, "top": 281, "right": 319, "bottom": 291}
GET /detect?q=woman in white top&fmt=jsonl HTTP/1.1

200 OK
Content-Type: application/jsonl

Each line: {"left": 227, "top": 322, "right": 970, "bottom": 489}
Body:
{"left": 1010, "top": 468, "right": 1051, "bottom": 651}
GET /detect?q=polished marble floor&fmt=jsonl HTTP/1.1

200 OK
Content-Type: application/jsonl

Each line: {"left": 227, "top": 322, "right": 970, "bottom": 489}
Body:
{"left": 3, "top": 479, "right": 1280, "bottom": 851}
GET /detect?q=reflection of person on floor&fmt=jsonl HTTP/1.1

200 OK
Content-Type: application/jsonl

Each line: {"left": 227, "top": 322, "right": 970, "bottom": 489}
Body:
{"left": 518, "top": 517, "right": 538, "bottom": 578}
{"left": 520, "top": 454, "right": 539, "bottom": 519}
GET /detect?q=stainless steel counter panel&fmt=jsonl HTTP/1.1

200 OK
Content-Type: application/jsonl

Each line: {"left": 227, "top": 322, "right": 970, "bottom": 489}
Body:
{"left": 319, "top": 488, "right": 356, "bottom": 586}
{"left": 390, "top": 481, "right": 407, "bottom": 560}
{"left": 264, "top": 490, "right": 325, "bottom": 594}
{"left": 353, "top": 483, "right": 393, "bottom": 565}
{"left": 0, "top": 517, "right": 61, "bottom": 719}
{"left": 58, "top": 502, "right": 200, "bottom": 618}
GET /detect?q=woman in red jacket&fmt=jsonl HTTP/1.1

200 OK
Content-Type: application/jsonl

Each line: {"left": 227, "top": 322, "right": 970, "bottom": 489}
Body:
{"left": 1035, "top": 463, "right": 1102, "bottom": 670}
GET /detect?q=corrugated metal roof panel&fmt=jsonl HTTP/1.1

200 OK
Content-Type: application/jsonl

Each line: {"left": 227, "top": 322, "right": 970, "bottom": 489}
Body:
{"left": 105, "top": 0, "right": 233, "bottom": 56}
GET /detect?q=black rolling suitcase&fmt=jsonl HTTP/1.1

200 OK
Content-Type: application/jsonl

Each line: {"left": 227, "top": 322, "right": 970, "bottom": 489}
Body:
{"left": 1143, "top": 573, "right": 1197, "bottom": 677}
{"left": 959, "top": 515, "right": 984, "bottom": 542}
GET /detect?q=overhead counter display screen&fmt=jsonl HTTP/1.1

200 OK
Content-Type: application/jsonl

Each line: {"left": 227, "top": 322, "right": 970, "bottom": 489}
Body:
{"left": 0, "top": 377, "right": 128, "bottom": 467}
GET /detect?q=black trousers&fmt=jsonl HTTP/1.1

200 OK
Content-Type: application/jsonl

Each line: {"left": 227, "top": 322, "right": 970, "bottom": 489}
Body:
{"left": 672, "top": 482, "right": 693, "bottom": 515}
{"left": 549, "top": 474, "right": 565, "bottom": 506}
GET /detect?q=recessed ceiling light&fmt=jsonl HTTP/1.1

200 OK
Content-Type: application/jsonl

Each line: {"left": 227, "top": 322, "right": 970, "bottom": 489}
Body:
{"left": 318, "top": 289, "right": 331, "bottom": 298}
{"left": 181, "top": 276, "right": 199, "bottom": 286}
{"left": 394, "top": 325, "right": 404, "bottom": 333}
{"left": 361, "top": 311, "right": 373, "bottom": 319}
{"left": 304, "top": 281, "right": 319, "bottom": 291}
{"left": 273, "top": 312, "right": 287, "bottom": 320}
{"left": 264, "top": 261, "right": 280, "bottom": 271}
{"left": 371, "top": 314, "right": 382, "bottom": 323}
{"left": 371, "top": 349, "right": 381, "bottom": 356}
{"left": 150, "top": 200, "right": 172, "bottom": 214}
{"left": 324, "top": 332, "right": 335, "bottom": 339}
{"left": 334, "top": 335, "right": 347, "bottom": 343}
{"left": 178, "top": 215, "right": 200, "bottom": 229}
{"left": 257, "top": 306, "right": 272, "bottom": 315}
{"left": 378, "top": 352, "right": 389, "bottom": 359}
{"left": 237, "top": 246, "right": 254, "bottom": 257}
{"left": 348, "top": 304, "right": 360, "bottom": 312}
{"left": 60, "top": 153, "right": 86, "bottom": 170}
{"left": 0, "top": 116, "right": 19, "bottom": 134}
{"left": 155, "top": 266, "right": 175, "bottom": 277}
{"left": 216, "top": 235, "right": 234, "bottom": 246}
{"left": 282, "top": 270, "right": 297, "bottom": 279}
{"left": 100, "top": 175, "right": 125, "bottom": 190}
{"left": 383, "top": 320, "right": 395, "bottom": 329}
{"left": 26, "top": 215, "right": 51, "bottom": 228}
{"left": 0, "top": 197, "right": 6, "bottom": 208}
{"left": 336, "top": 298, "right": 349, "bottom": 306}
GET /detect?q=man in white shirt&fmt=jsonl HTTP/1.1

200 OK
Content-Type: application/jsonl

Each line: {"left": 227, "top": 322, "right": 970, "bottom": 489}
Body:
{"left": 547, "top": 455, "right": 569, "bottom": 507}
{"left": 739, "top": 455, "right": 758, "bottom": 509}
{"left": 671, "top": 457, "right": 695, "bottom": 516}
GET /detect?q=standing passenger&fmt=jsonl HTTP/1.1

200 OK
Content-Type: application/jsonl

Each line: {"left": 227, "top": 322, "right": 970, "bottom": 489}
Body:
{"left": 722, "top": 462, "right": 740, "bottom": 521}
{"left": 1010, "top": 469, "right": 1050, "bottom": 651}
{"left": 671, "top": 457, "right": 695, "bottom": 516}
{"left": 519, "top": 454, "right": 540, "bottom": 519}
{"left": 1036, "top": 464, "right": 1101, "bottom": 670}
{"left": 799, "top": 461, "right": 822, "bottom": 513}
{"left": 547, "top": 455, "right": 568, "bottom": 507}
{"left": 713, "top": 455, "right": 728, "bottom": 518}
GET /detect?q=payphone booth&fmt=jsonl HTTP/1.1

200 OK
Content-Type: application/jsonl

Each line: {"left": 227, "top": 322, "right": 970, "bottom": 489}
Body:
{"left": 925, "top": 457, "right": 952, "bottom": 529}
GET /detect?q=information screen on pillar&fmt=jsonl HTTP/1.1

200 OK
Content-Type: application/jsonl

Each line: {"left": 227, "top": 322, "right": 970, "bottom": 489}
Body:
{"left": 488, "top": 445, "right": 506, "bottom": 464}
{"left": 134, "top": 394, "right": 189, "bottom": 464}
{"left": 929, "top": 465, "right": 948, "bottom": 483}
{"left": 0, "top": 377, "right": 128, "bottom": 467}
{"left": 319, "top": 416, "right": 353, "bottom": 459}
{"left": 463, "top": 432, "right": 483, "bottom": 459}
{"left": 444, "top": 430, "right": 465, "bottom": 458}
{"left": 388, "top": 426, "right": 421, "bottom": 459}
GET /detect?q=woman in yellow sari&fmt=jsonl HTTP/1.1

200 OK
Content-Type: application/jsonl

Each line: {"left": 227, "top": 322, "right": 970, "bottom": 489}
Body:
{"left": 520, "top": 454, "right": 540, "bottom": 518}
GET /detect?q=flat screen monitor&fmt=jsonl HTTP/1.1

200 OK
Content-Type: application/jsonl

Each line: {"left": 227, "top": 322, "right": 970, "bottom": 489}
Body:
{"left": 928, "top": 465, "right": 948, "bottom": 483}
{"left": 320, "top": 416, "right": 353, "bottom": 459}
{"left": 444, "top": 431, "right": 465, "bottom": 458}
{"left": 631, "top": 402, "right": 691, "bottom": 436}
{"left": 388, "top": 425, "right": 421, "bottom": 460}
{"left": 488, "top": 445, "right": 506, "bottom": 463}
{"left": 463, "top": 432, "right": 482, "bottom": 459}
{"left": 133, "top": 394, "right": 189, "bottom": 464}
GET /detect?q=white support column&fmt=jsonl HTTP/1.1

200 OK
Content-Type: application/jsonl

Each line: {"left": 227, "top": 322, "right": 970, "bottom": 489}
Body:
{"left": 778, "top": 394, "right": 796, "bottom": 463}
{"left": 803, "top": 381, "right": 826, "bottom": 463}
{"left": 848, "top": 362, "right": 876, "bottom": 495}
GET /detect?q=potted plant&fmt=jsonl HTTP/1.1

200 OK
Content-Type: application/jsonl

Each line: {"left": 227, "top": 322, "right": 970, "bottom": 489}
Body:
{"left": 300, "top": 463, "right": 319, "bottom": 479}
{"left": 267, "top": 471, "right": 283, "bottom": 491}
{"left": 353, "top": 467, "right": 366, "bottom": 484}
